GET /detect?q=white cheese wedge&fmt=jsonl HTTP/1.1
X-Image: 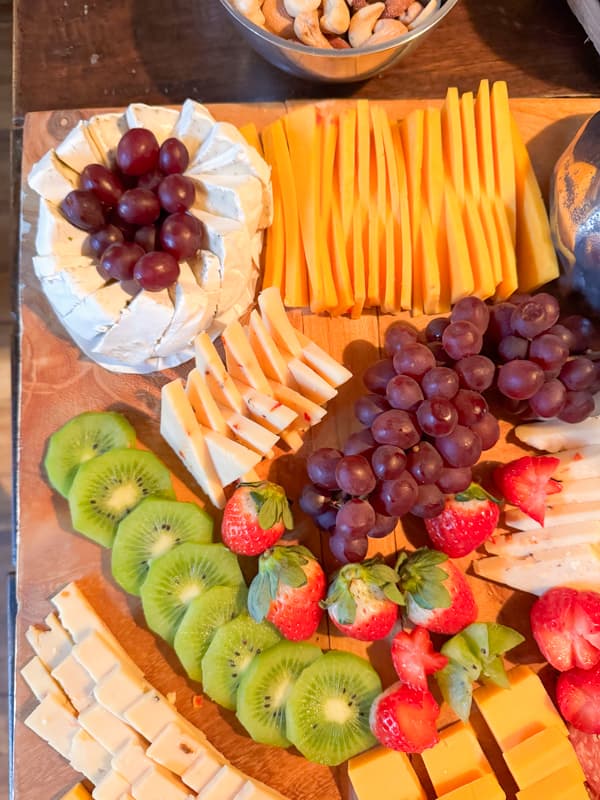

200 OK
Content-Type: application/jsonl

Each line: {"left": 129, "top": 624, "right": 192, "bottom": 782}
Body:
{"left": 296, "top": 334, "right": 353, "bottom": 388}
{"left": 24, "top": 692, "right": 80, "bottom": 759}
{"left": 485, "top": 520, "right": 600, "bottom": 557}
{"left": 92, "top": 288, "right": 174, "bottom": 363}
{"left": 257, "top": 288, "right": 302, "bottom": 357}
{"left": 55, "top": 120, "right": 105, "bottom": 173}
{"left": 181, "top": 751, "right": 224, "bottom": 793}
{"left": 219, "top": 405, "right": 279, "bottom": 456}
{"left": 51, "top": 653, "right": 95, "bottom": 712}
{"left": 191, "top": 208, "right": 251, "bottom": 278}
{"left": 545, "top": 476, "right": 600, "bottom": 505}
{"left": 92, "top": 769, "right": 132, "bottom": 800}
{"left": 93, "top": 664, "right": 149, "bottom": 718}
{"left": 69, "top": 728, "right": 112, "bottom": 784}
{"left": 250, "top": 230, "right": 265, "bottom": 268}
{"left": 123, "top": 690, "right": 180, "bottom": 742}
{"left": 28, "top": 150, "right": 79, "bottom": 204}
{"left": 111, "top": 742, "right": 155, "bottom": 784}
{"left": 161, "top": 378, "right": 227, "bottom": 507}
{"left": 197, "top": 765, "right": 245, "bottom": 800}
{"left": 506, "top": 500, "right": 600, "bottom": 530}
{"left": 473, "top": 543, "right": 600, "bottom": 595}
{"left": 203, "top": 425, "right": 262, "bottom": 487}
{"left": 26, "top": 612, "right": 73, "bottom": 670}
{"left": 72, "top": 631, "right": 126, "bottom": 684}
{"left": 64, "top": 281, "right": 135, "bottom": 340}
{"left": 86, "top": 112, "right": 128, "bottom": 167}
{"left": 35, "top": 198, "right": 89, "bottom": 256}
{"left": 223, "top": 320, "right": 272, "bottom": 396}
{"left": 21, "top": 656, "right": 65, "bottom": 702}
{"left": 131, "top": 764, "right": 193, "bottom": 800}
{"left": 194, "top": 333, "right": 244, "bottom": 414}
{"left": 553, "top": 445, "right": 600, "bottom": 481}
{"left": 515, "top": 416, "right": 600, "bottom": 452}
{"left": 219, "top": 263, "right": 257, "bottom": 324}
{"left": 35, "top": 256, "right": 106, "bottom": 317}
{"left": 172, "top": 100, "right": 216, "bottom": 161}
{"left": 146, "top": 722, "right": 213, "bottom": 776}
{"left": 247, "top": 311, "right": 296, "bottom": 388}
{"left": 233, "top": 380, "right": 298, "bottom": 433}
{"left": 190, "top": 172, "right": 264, "bottom": 232}
{"left": 192, "top": 121, "right": 270, "bottom": 188}
{"left": 125, "top": 103, "right": 179, "bottom": 144}
{"left": 195, "top": 249, "right": 223, "bottom": 294}
{"left": 186, "top": 367, "right": 228, "bottom": 435}
{"left": 267, "top": 380, "right": 327, "bottom": 428}
{"left": 79, "top": 703, "right": 142, "bottom": 756}
{"left": 286, "top": 358, "right": 338, "bottom": 404}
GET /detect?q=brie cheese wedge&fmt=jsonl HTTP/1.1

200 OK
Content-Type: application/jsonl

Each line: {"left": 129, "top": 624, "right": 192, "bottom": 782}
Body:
{"left": 125, "top": 103, "right": 179, "bottom": 144}
{"left": 55, "top": 120, "right": 105, "bottom": 173}
{"left": 64, "top": 281, "right": 136, "bottom": 339}
{"left": 86, "top": 112, "right": 128, "bottom": 166}
{"left": 172, "top": 100, "right": 216, "bottom": 160}
{"left": 34, "top": 199, "right": 88, "bottom": 257}
{"left": 28, "top": 150, "right": 79, "bottom": 204}
{"left": 192, "top": 121, "right": 270, "bottom": 187}
{"left": 189, "top": 172, "right": 264, "bottom": 232}
{"left": 36, "top": 256, "right": 106, "bottom": 318}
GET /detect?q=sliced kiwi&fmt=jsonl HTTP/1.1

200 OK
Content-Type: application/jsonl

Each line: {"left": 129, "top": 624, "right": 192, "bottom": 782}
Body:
{"left": 201, "top": 614, "right": 281, "bottom": 711}
{"left": 45, "top": 411, "right": 136, "bottom": 497}
{"left": 140, "top": 542, "right": 245, "bottom": 645}
{"left": 68, "top": 447, "right": 175, "bottom": 548}
{"left": 173, "top": 584, "right": 249, "bottom": 683}
{"left": 111, "top": 497, "right": 214, "bottom": 596}
{"left": 236, "top": 640, "right": 322, "bottom": 748}
{"left": 285, "top": 650, "right": 381, "bottom": 766}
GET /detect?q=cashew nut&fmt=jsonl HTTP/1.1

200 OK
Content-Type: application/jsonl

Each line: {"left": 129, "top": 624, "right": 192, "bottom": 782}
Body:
{"left": 320, "top": 0, "right": 351, "bottom": 35}
{"left": 283, "top": 0, "right": 320, "bottom": 18}
{"left": 294, "top": 9, "right": 334, "bottom": 47}
{"left": 231, "top": 0, "right": 266, "bottom": 26}
{"left": 408, "top": 0, "right": 438, "bottom": 29}
{"left": 367, "top": 17, "right": 407, "bottom": 44}
{"left": 262, "top": 0, "right": 295, "bottom": 37}
{"left": 399, "top": 1, "right": 424, "bottom": 24}
{"left": 348, "top": 2, "right": 385, "bottom": 47}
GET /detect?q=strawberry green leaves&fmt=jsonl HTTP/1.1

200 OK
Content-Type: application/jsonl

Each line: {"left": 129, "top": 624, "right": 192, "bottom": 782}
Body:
{"left": 396, "top": 549, "right": 452, "bottom": 611}
{"left": 247, "top": 482, "right": 294, "bottom": 531}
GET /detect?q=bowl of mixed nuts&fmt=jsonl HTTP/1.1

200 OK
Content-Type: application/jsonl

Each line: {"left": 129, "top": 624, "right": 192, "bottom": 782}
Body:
{"left": 217, "top": 0, "right": 461, "bottom": 82}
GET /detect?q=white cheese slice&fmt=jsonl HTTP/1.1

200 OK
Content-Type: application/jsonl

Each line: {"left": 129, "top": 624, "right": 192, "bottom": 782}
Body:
{"left": 146, "top": 721, "right": 214, "bottom": 776}
{"left": 69, "top": 728, "right": 112, "bottom": 784}
{"left": 93, "top": 664, "right": 149, "bottom": 718}
{"left": 544, "top": 476, "right": 600, "bottom": 505}
{"left": 181, "top": 751, "right": 223, "bottom": 793}
{"left": 193, "top": 333, "right": 244, "bottom": 414}
{"left": 195, "top": 249, "right": 222, "bottom": 294}
{"left": 257, "top": 288, "right": 302, "bottom": 357}
{"left": 219, "top": 405, "right": 279, "bottom": 456}
{"left": 267, "top": 380, "right": 327, "bottom": 428}
{"left": 219, "top": 263, "right": 256, "bottom": 319}
{"left": 223, "top": 320, "right": 272, "bottom": 397}
{"left": 296, "top": 333, "right": 353, "bottom": 388}
{"left": 79, "top": 703, "right": 143, "bottom": 755}
{"left": 86, "top": 112, "right": 129, "bottom": 167}
{"left": 197, "top": 765, "right": 245, "bottom": 800}
{"left": 123, "top": 690, "right": 180, "bottom": 742}
{"left": 72, "top": 630, "right": 126, "bottom": 683}
{"left": 171, "top": 100, "right": 216, "bottom": 161}
{"left": 92, "top": 769, "right": 132, "bottom": 800}
{"left": 21, "top": 656, "right": 65, "bottom": 702}
{"left": 515, "top": 416, "right": 600, "bottom": 452}
{"left": 92, "top": 288, "right": 174, "bottom": 363}
{"left": 55, "top": 119, "right": 105, "bottom": 173}
{"left": 34, "top": 198, "right": 89, "bottom": 257}
{"left": 191, "top": 121, "right": 270, "bottom": 187}
{"left": 111, "top": 742, "right": 155, "bottom": 784}
{"left": 191, "top": 121, "right": 247, "bottom": 169}
{"left": 125, "top": 103, "right": 179, "bottom": 144}
{"left": 64, "top": 280, "right": 135, "bottom": 339}
{"left": 485, "top": 520, "right": 600, "bottom": 557}
{"left": 247, "top": 311, "right": 296, "bottom": 387}
{"left": 24, "top": 692, "right": 80, "bottom": 759}
{"left": 202, "top": 425, "right": 262, "bottom": 488}
{"left": 28, "top": 149, "right": 79, "bottom": 204}
{"left": 233, "top": 380, "right": 297, "bottom": 434}
{"left": 26, "top": 612, "right": 73, "bottom": 670}
{"left": 189, "top": 172, "right": 264, "bottom": 232}
{"left": 286, "top": 359, "right": 337, "bottom": 405}
{"left": 506, "top": 500, "right": 600, "bottom": 530}
{"left": 186, "top": 367, "right": 228, "bottom": 435}
{"left": 51, "top": 652, "right": 95, "bottom": 712}
{"left": 553, "top": 445, "right": 600, "bottom": 481}
{"left": 191, "top": 208, "right": 251, "bottom": 281}
{"left": 36, "top": 256, "right": 106, "bottom": 317}
{"left": 131, "top": 764, "right": 192, "bottom": 800}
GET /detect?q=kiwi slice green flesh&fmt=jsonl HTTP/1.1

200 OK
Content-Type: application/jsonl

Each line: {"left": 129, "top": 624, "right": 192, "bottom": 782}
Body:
{"left": 68, "top": 447, "right": 175, "bottom": 548}
{"left": 285, "top": 650, "right": 381, "bottom": 766}
{"left": 201, "top": 614, "right": 281, "bottom": 711}
{"left": 111, "top": 497, "right": 214, "bottom": 596}
{"left": 140, "top": 542, "right": 245, "bottom": 645}
{"left": 45, "top": 411, "right": 136, "bottom": 497}
{"left": 174, "top": 584, "right": 248, "bottom": 683}
{"left": 236, "top": 640, "right": 322, "bottom": 748}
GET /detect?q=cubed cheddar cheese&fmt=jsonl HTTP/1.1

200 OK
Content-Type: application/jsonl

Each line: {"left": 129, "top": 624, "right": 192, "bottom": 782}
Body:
{"left": 421, "top": 722, "right": 492, "bottom": 796}
{"left": 437, "top": 773, "right": 505, "bottom": 800}
{"left": 348, "top": 747, "right": 426, "bottom": 800}
{"left": 503, "top": 726, "right": 584, "bottom": 790}
{"left": 515, "top": 763, "right": 589, "bottom": 800}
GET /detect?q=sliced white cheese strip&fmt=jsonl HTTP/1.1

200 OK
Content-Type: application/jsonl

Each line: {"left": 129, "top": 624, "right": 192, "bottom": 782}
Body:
{"left": 92, "top": 288, "right": 174, "bottom": 363}
{"left": 247, "top": 310, "right": 296, "bottom": 388}
{"left": 223, "top": 320, "right": 272, "bottom": 396}
{"left": 233, "top": 380, "right": 297, "bottom": 434}
{"left": 257, "top": 288, "right": 302, "bottom": 357}
{"left": 125, "top": 103, "right": 179, "bottom": 144}
{"left": 202, "top": 425, "right": 262, "bottom": 488}
{"left": 197, "top": 765, "right": 245, "bottom": 800}
{"left": 553, "top": 445, "right": 600, "bottom": 481}
{"left": 146, "top": 721, "right": 214, "bottom": 777}
{"left": 219, "top": 405, "right": 279, "bottom": 456}
{"left": 36, "top": 256, "right": 106, "bottom": 317}
{"left": 55, "top": 119, "right": 105, "bottom": 173}
{"left": 189, "top": 172, "right": 264, "bottom": 232}
{"left": 546, "top": 476, "right": 600, "bottom": 505}
{"left": 86, "top": 112, "right": 128, "bottom": 167}
{"left": 171, "top": 100, "right": 216, "bottom": 161}
{"left": 506, "top": 500, "right": 600, "bottom": 530}
{"left": 28, "top": 149, "right": 79, "bottom": 204}
{"left": 24, "top": 692, "right": 80, "bottom": 759}
{"left": 72, "top": 630, "right": 127, "bottom": 684}
{"left": 194, "top": 333, "right": 244, "bottom": 414}
{"left": 93, "top": 663, "right": 149, "bottom": 719}
{"left": 64, "top": 281, "right": 135, "bottom": 339}
{"left": 296, "top": 334, "right": 353, "bottom": 388}
{"left": 186, "top": 367, "right": 228, "bottom": 435}
{"left": 131, "top": 764, "right": 192, "bottom": 800}
{"left": 191, "top": 121, "right": 270, "bottom": 188}
{"left": 35, "top": 198, "right": 89, "bottom": 257}
{"left": 79, "top": 703, "right": 143, "bottom": 756}
{"left": 92, "top": 769, "right": 132, "bottom": 800}
{"left": 181, "top": 751, "right": 223, "bottom": 793}
{"left": 160, "top": 379, "right": 226, "bottom": 509}
{"left": 123, "top": 690, "right": 180, "bottom": 742}
{"left": 69, "top": 728, "right": 112, "bottom": 784}
{"left": 51, "top": 653, "right": 95, "bottom": 712}
{"left": 20, "top": 656, "right": 65, "bottom": 702}
{"left": 26, "top": 612, "right": 73, "bottom": 671}
{"left": 191, "top": 208, "right": 251, "bottom": 281}
{"left": 286, "top": 358, "right": 337, "bottom": 404}
{"left": 111, "top": 742, "right": 155, "bottom": 784}
{"left": 267, "top": 380, "right": 327, "bottom": 427}
{"left": 485, "top": 520, "right": 600, "bottom": 557}
{"left": 515, "top": 416, "right": 600, "bottom": 452}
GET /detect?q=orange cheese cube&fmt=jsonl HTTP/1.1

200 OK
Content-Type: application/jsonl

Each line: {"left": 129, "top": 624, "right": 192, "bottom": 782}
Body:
{"left": 503, "top": 725, "right": 584, "bottom": 790}
{"left": 421, "top": 722, "right": 492, "bottom": 796}
{"left": 437, "top": 773, "right": 505, "bottom": 800}
{"left": 348, "top": 747, "right": 426, "bottom": 800}
{"left": 516, "top": 763, "right": 589, "bottom": 800}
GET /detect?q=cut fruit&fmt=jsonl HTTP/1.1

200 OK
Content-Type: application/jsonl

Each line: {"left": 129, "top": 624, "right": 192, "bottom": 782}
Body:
{"left": 68, "top": 448, "right": 175, "bottom": 548}
{"left": 173, "top": 584, "right": 248, "bottom": 683}
{"left": 236, "top": 640, "right": 322, "bottom": 748}
{"left": 201, "top": 613, "right": 281, "bottom": 710}
{"left": 140, "top": 542, "right": 245, "bottom": 644}
{"left": 285, "top": 650, "right": 381, "bottom": 766}
{"left": 44, "top": 411, "right": 136, "bottom": 498}
{"left": 111, "top": 497, "right": 213, "bottom": 596}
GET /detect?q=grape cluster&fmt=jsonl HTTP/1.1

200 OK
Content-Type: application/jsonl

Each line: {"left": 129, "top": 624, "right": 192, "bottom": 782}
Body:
{"left": 60, "top": 129, "right": 200, "bottom": 292}
{"left": 300, "top": 297, "right": 500, "bottom": 564}
{"left": 486, "top": 293, "right": 600, "bottom": 422}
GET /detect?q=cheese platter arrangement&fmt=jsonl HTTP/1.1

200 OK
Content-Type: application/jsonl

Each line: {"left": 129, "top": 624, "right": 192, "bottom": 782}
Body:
{"left": 13, "top": 90, "right": 600, "bottom": 800}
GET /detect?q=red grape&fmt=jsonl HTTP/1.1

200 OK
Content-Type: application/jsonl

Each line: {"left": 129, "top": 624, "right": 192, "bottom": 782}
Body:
{"left": 306, "top": 448, "right": 342, "bottom": 490}
{"left": 386, "top": 374, "right": 424, "bottom": 411}
{"left": 80, "top": 164, "right": 123, "bottom": 207}
{"left": 454, "top": 355, "right": 495, "bottom": 392}
{"left": 118, "top": 188, "right": 160, "bottom": 226}
{"left": 453, "top": 389, "right": 488, "bottom": 427}
{"left": 435, "top": 426, "right": 482, "bottom": 468}
{"left": 384, "top": 320, "right": 418, "bottom": 355}
{"left": 469, "top": 412, "right": 500, "bottom": 450}
{"left": 548, "top": 324, "right": 576, "bottom": 352}
{"left": 410, "top": 484, "right": 445, "bottom": 519}
{"left": 363, "top": 359, "right": 396, "bottom": 394}
{"left": 88, "top": 224, "right": 124, "bottom": 258}
{"left": 529, "top": 334, "right": 569, "bottom": 371}
{"left": 137, "top": 169, "right": 164, "bottom": 193}
{"left": 367, "top": 514, "right": 398, "bottom": 539}
{"left": 158, "top": 174, "right": 195, "bottom": 214}
{"left": 532, "top": 292, "right": 560, "bottom": 328}
{"left": 299, "top": 484, "right": 331, "bottom": 517}
{"left": 159, "top": 137, "right": 190, "bottom": 174}
{"left": 436, "top": 466, "right": 472, "bottom": 494}
{"left": 117, "top": 128, "right": 160, "bottom": 176}
{"left": 100, "top": 242, "right": 145, "bottom": 281}
{"left": 416, "top": 397, "right": 458, "bottom": 436}
{"left": 407, "top": 442, "right": 443, "bottom": 485}
{"left": 316, "top": 508, "right": 338, "bottom": 531}
{"left": 371, "top": 445, "right": 407, "bottom": 481}
{"left": 343, "top": 429, "right": 377, "bottom": 457}
{"left": 425, "top": 317, "right": 450, "bottom": 342}
{"left": 159, "top": 212, "right": 202, "bottom": 260}
{"left": 558, "top": 390, "right": 595, "bottom": 423}
{"left": 355, "top": 394, "right": 389, "bottom": 426}
{"left": 442, "top": 320, "right": 483, "bottom": 360}
{"left": 498, "top": 335, "right": 529, "bottom": 362}
{"left": 133, "top": 251, "right": 180, "bottom": 291}
{"left": 60, "top": 190, "right": 105, "bottom": 232}
{"left": 422, "top": 366, "right": 459, "bottom": 399}
{"left": 329, "top": 530, "right": 368, "bottom": 564}
{"left": 451, "top": 296, "right": 490, "bottom": 332}
{"left": 371, "top": 409, "right": 420, "bottom": 449}
{"left": 509, "top": 292, "right": 532, "bottom": 306}
{"left": 393, "top": 342, "right": 436, "bottom": 379}
{"left": 497, "top": 359, "right": 545, "bottom": 400}
{"left": 335, "top": 455, "right": 376, "bottom": 497}
{"left": 380, "top": 472, "right": 418, "bottom": 516}
{"left": 487, "top": 302, "right": 517, "bottom": 343}
{"left": 427, "top": 341, "right": 454, "bottom": 366}
{"left": 336, "top": 499, "right": 376, "bottom": 537}
{"left": 559, "top": 357, "right": 596, "bottom": 391}
{"left": 560, "top": 315, "right": 595, "bottom": 354}
{"left": 529, "top": 379, "right": 567, "bottom": 418}
{"left": 134, "top": 225, "right": 158, "bottom": 253}
{"left": 511, "top": 298, "right": 554, "bottom": 339}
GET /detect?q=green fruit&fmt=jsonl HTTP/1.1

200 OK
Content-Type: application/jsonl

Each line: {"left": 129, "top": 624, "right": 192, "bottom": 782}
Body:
{"left": 435, "top": 662, "right": 474, "bottom": 722}
{"left": 201, "top": 614, "right": 280, "bottom": 710}
{"left": 45, "top": 411, "right": 136, "bottom": 497}
{"left": 236, "top": 640, "right": 322, "bottom": 748}
{"left": 173, "top": 584, "right": 248, "bottom": 683}
{"left": 68, "top": 448, "right": 175, "bottom": 547}
{"left": 140, "top": 542, "right": 245, "bottom": 645}
{"left": 285, "top": 650, "right": 381, "bottom": 766}
{"left": 111, "top": 497, "right": 213, "bottom": 596}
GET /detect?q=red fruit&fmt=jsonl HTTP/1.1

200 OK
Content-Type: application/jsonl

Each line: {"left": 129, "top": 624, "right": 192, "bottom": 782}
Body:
{"left": 425, "top": 483, "right": 500, "bottom": 558}
{"left": 221, "top": 481, "right": 293, "bottom": 556}
{"left": 397, "top": 549, "right": 478, "bottom": 635}
{"left": 530, "top": 587, "right": 600, "bottom": 672}
{"left": 557, "top": 662, "right": 600, "bottom": 734}
{"left": 247, "top": 545, "right": 326, "bottom": 641}
{"left": 493, "top": 455, "right": 561, "bottom": 526}
{"left": 391, "top": 627, "right": 448, "bottom": 690}
{"left": 568, "top": 724, "right": 600, "bottom": 796}
{"left": 369, "top": 682, "right": 440, "bottom": 753}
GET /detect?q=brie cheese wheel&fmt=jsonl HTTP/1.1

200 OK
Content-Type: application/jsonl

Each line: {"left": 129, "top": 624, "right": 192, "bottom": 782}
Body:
{"left": 172, "top": 99, "right": 216, "bottom": 159}
{"left": 28, "top": 150, "right": 79, "bottom": 204}
{"left": 125, "top": 103, "right": 179, "bottom": 144}
{"left": 55, "top": 120, "right": 105, "bottom": 173}
{"left": 190, "top": 172, "right": 265, "bottom": 232}
{"left": 86, "top": 112, "right": 128, "bottom": 167}
{"left": 35, "top": 256, "right": 106, "bottom": 318}
{"left": 35, "top": 199, "right": 89, "bottom": 256}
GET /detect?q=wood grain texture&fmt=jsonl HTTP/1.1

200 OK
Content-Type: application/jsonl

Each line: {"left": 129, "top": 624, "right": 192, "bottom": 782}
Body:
{"left": 14, "top": 98, "right": 600, "bottom": 800}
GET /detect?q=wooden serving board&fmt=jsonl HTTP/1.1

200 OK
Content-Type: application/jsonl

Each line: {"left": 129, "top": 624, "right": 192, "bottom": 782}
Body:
{"left": 14, "top": 97, "right": 600, "bottom": 800}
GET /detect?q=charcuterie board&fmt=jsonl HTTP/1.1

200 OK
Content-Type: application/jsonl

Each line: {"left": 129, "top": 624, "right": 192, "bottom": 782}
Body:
{"left": 14, "top": 97, "right": 600, "bottom": 800}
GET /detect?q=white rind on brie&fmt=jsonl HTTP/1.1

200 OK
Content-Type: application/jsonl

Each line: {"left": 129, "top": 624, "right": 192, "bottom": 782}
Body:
{"left": 86, "top": 112, "right": 129, "bottom": 167}
{"left": 172, "top": 99, "right": 216, "bottom": 160}
{"left": 35, "top": 255, "right": 106, "bottom": 318}
{"left": 35, "top": 199, "right": 89, "bottom": 257}
{"left": 55, "top": 120, "right": 105, "bottom": 173}
{"left": 124, "top": 103, "right": 179, "bottom": 144}
{"left": 28, "top": 150, "right": 79, "bottom": 205}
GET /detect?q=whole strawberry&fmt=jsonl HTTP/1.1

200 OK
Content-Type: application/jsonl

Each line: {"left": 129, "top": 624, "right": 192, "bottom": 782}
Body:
{"left": 493, "top": 455, "right": 561, "bottom": 526}
{"left": 425, "top": 483, "right": 500, "bottom": 558}
{"left": 391, "top": 627, "right": 448, "bottom": 691}
{"left": 324, "top": 558, "right": 403, "bottom": 642}
{"left": 369, "top": 682, "right": 440, "bottom": 753}
{"left": 396, "top": 548, "right": 477, "bottom": 635}
{"left": 247, "top": 545, "right": 326, "bottom": 641}
{"left": 222, "top": 481, "right": 293, "bottom": 556}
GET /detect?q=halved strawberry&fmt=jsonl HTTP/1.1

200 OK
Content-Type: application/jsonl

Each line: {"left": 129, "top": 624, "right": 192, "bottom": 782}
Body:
{"left": 391, "top": 627, "right": 448, "bottom": 690}
{"left": 493, "top": 455, "right": 561, "bottom": 526}
{"left": 557, "top": 662, "right": 600, "bottom": 734}
{"left": 369, "top": 682, "right": 440, "bottom": 753}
